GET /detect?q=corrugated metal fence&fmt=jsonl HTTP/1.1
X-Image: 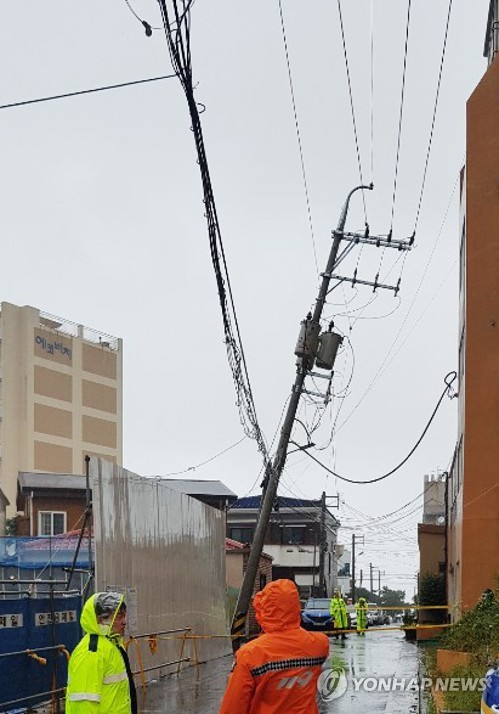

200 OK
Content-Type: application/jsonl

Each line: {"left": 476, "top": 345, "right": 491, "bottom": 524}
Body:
{"left": 91, "top": 459, "right": 231, "bottom": 681}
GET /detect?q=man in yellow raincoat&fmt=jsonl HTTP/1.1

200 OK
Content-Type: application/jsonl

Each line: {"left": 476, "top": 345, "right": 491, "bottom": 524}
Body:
{"left": 355, "top": 597, "right": 368, "bottom": 635}
{"left": 66, "top": 591, "right": 137, "bottom": 713}
{"left": 329, "top": 591, "right": 348, "bottom": 639}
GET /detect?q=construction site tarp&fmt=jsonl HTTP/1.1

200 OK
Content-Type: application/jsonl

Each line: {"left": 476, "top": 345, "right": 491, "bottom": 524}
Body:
{"left": 0, "top": 535, "right": 92, "bottom": 569}
{"left": 91, "top": 458, "right": 231, "bottom": 680}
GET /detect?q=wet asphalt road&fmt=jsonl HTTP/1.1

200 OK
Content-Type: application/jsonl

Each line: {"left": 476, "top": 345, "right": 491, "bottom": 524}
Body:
{"left": 140, "top": 627, "right": 422, "bottom": 713}
{"left": 318, "top": 628, "right": 420, "bottom": 713}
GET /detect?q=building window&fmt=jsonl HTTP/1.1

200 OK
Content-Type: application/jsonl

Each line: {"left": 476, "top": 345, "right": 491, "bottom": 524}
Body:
{"left": 39, "top": 511, "right": 66, "bottom": 536}
{"left": 282, "top": 526, "right": 306, "bottom": 545}
{"left": 230, "top": 527, "right": 253, "bottom": 544}
{"left": 259, "top": 573, "right": 267, "bottom": 590}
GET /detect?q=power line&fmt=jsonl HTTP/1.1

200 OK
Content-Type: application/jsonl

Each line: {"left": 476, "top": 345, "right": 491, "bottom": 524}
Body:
{"left": 369, "top": 0, "right": 375, "bottom": 184}
{"left": 336, "top": 165, "right": 461, "bottom": 433}
{"left": 293, "top": 372, "right": 457, "bottom": 485}
{"left": 157, "top": 0, "right": 270, "bottom": 471}
{"left": 158, "top": 435, "right": 247, "bottom": 477}
{"left": 413, "top": 0, "right": 454, "bottom": 232}
{"left": 0, "top": 75, "right": 177, "bottom": 111}
{"left": 336, "top": 0, "right": 368, "bottom": 221}
{"left": 277, "top": 0, "right": 319, "bottom": 274}
{"left": 390, "top": 0, "right": 413, "bottom": 232}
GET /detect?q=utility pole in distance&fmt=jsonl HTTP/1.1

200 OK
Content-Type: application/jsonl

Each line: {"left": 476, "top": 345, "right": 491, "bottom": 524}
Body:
{"left": 351, "top": 534, "right": 365, "bottom": 604}
{"left": 318, "top": 493, "right": 339, "bottom": 596}
{"left": 378, "top": 569, "right": 385, "bottom": 600}
{"left": 230, "top": 184, "right": 373, "bottom": 650}
{"left": 318, "top": 491, "right": 326, "bottom": 596}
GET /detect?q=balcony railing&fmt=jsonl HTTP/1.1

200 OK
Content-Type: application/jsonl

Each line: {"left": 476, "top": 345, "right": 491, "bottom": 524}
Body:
{"left": 39, "top": 310, "right": 120, "bottom": 351}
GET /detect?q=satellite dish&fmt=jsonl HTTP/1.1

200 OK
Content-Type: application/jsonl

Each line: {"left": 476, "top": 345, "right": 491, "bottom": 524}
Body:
{"left": 437, "top": 516, "right": 445, "bottom": 525}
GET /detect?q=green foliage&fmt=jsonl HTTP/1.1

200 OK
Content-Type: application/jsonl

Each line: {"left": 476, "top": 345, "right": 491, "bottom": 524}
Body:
{"left": 379, "top": 586, "right": 406, "bottom": 607}
{"left": 353, "top": 586, "right": 379, "bottom": 604}
{"left": 423, "top": 646, "right": 438, "bottom": 677}
{"left": 420, "top": 573, "right": 446, "bottom": 606}
{"left": 441, "top": 664, "right": 484, "bottom": 712}
{"left": 5, "top": 518, "right": 17, "bottom": 536}
{"left": 440, "top": 588, "right": 499, "bottom": 667}
{"left": 402, "top": 610, "right": 416, "bottom": 626}
{"left": 424, "top": 695, "right": 437, "bottom": 714}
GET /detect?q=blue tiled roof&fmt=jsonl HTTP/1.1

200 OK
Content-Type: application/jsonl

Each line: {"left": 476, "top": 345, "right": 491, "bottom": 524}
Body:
{"left": 231, "top": 496, "right": 321, "bottom": 509}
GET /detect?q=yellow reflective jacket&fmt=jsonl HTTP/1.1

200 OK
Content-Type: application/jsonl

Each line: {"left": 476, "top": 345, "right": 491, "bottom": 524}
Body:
{"left": 329, "top": 596, "right": 348, "bottom": 628}
{"left": 66, "top": 594, "right": 136, "bottom": 714}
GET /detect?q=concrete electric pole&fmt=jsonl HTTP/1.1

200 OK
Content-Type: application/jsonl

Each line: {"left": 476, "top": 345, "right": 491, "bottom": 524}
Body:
{"left": 318, "top": 491, "right": 327, "bottom": 596}
{"left": 351, "top": 534, "right": 364, "bottom": 604}
{"left": 317, "top": 492, "right": 339, "bottom": 596}
{"left": 230, "top": 184, "right": 411, "bottom": 649}
{"left": 230, "top": 184, "right": 372, "bottom": 648}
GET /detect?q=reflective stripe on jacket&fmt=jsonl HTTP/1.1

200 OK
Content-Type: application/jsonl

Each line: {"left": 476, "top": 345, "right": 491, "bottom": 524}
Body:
{"left": 219, "top": 579, "right": 329, "bottom": 714}
{"left": 66, "top": 594, "right": 135, "bottom": 714}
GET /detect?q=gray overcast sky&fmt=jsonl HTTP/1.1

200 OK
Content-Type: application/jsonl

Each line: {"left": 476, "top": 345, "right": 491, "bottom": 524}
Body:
{"left": 0, "top": 0, "right": 490, "bottom": 596}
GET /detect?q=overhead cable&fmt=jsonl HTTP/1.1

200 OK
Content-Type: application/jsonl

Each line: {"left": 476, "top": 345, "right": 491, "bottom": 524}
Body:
{"left": 292, "top": 371, "right": 457, "bottom": 484}
{"left": 369, "top": 0, "right": 375, "bottom": 183}
{"left": 277, "top": 0, "right": 319, "bottom": 274}
{"left": 157, "top": 0, "right": 270, "bottom": 470}
{"left": 336, "top": 165, "right": 461, "bottom": 433}
{"left": 336, "top": 0, "right": 368, "bottom": 221}
{"left": 389, "top": 0, "right": 413, "bottom": 233}
{"left": 413, "top": 0, "right": 454, "bottom": 232}
{"left": 0, "top": 75, "right": 177, "bottom": 111}
{"left": 159, "top": 435, "right": 247, "bottom": 477}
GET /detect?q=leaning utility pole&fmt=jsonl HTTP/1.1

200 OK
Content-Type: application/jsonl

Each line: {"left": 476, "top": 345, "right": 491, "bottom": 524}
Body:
{"left": 230, "top": 184, "right": 411, "bottom": 650}
{"left": 230, "top": 184, "right": 372, "bottom": 648}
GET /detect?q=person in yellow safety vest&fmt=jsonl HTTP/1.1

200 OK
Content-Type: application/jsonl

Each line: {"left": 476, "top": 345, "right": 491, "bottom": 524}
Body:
{"left": 66, "top": 592, "right": 137, "bottom": 714}
{"left": 329, "top": 591, "right": 348, "bottom": 639}
{"left": 355, "top": 597, "right": 368, "bottom": 635}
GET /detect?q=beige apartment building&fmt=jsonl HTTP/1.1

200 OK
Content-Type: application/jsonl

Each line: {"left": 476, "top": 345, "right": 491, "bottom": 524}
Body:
{"left": 0, "top": 302, "right": 123, "bottom": 520}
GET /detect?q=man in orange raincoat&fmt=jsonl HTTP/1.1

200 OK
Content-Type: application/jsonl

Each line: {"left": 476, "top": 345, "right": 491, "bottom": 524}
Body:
{"left": 219, "top": 579, "right": 329, "bottom": 713}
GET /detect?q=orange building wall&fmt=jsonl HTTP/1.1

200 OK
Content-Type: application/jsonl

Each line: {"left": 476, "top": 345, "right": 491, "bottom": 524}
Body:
{"left": 461, "top": 56, "right": 499, "bottom": 610}
{"left": 418, "top": 524, "right": 445, "bottom": 578}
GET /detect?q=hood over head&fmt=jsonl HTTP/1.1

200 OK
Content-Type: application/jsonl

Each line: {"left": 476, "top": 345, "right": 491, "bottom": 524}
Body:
{"left": 80, "top": 591, "right": 125, "bottom": 637}
{"left": 253, "top": 579, "right": 301, "bottom": 633}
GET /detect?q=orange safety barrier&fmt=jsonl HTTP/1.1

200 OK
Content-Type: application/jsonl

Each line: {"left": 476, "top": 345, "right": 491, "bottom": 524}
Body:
{"left": 26, "top": 650, "right": 47, "bottom": 666}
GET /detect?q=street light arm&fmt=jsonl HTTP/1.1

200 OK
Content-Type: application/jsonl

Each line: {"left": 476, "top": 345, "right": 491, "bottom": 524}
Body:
{"left": 337, "top": 183, "right": 373, "bottom": 233}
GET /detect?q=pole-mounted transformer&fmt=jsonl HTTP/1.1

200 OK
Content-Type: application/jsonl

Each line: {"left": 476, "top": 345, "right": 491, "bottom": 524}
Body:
{"left": 316, "top": 327, "right": 343, "bottom": 371}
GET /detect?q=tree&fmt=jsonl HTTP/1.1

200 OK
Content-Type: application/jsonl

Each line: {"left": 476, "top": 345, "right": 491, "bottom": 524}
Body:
{"left": 419, "top": 573, "right": 445, "bottom": 606}
{"left": 348, "top": 586, "right": 379, "bottom": 604}
{"left": 419, "top": 573, "right": 446, "bottom": 624}
{"left": 379, "top": 586, "right": 406, "bottom": 607}
{"left": 5, "top": 517, "right": 17, "bottom": 536}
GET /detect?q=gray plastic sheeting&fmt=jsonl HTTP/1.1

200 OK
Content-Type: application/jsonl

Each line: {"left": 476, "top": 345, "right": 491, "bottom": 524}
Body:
{"left": 91, "top": 458, "right": 231, "bottom": 679}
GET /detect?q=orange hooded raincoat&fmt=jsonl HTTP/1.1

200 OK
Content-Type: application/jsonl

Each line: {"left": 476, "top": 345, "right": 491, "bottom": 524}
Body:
{"left": 219, "top": 579, "right": 329, "bottom": 714}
